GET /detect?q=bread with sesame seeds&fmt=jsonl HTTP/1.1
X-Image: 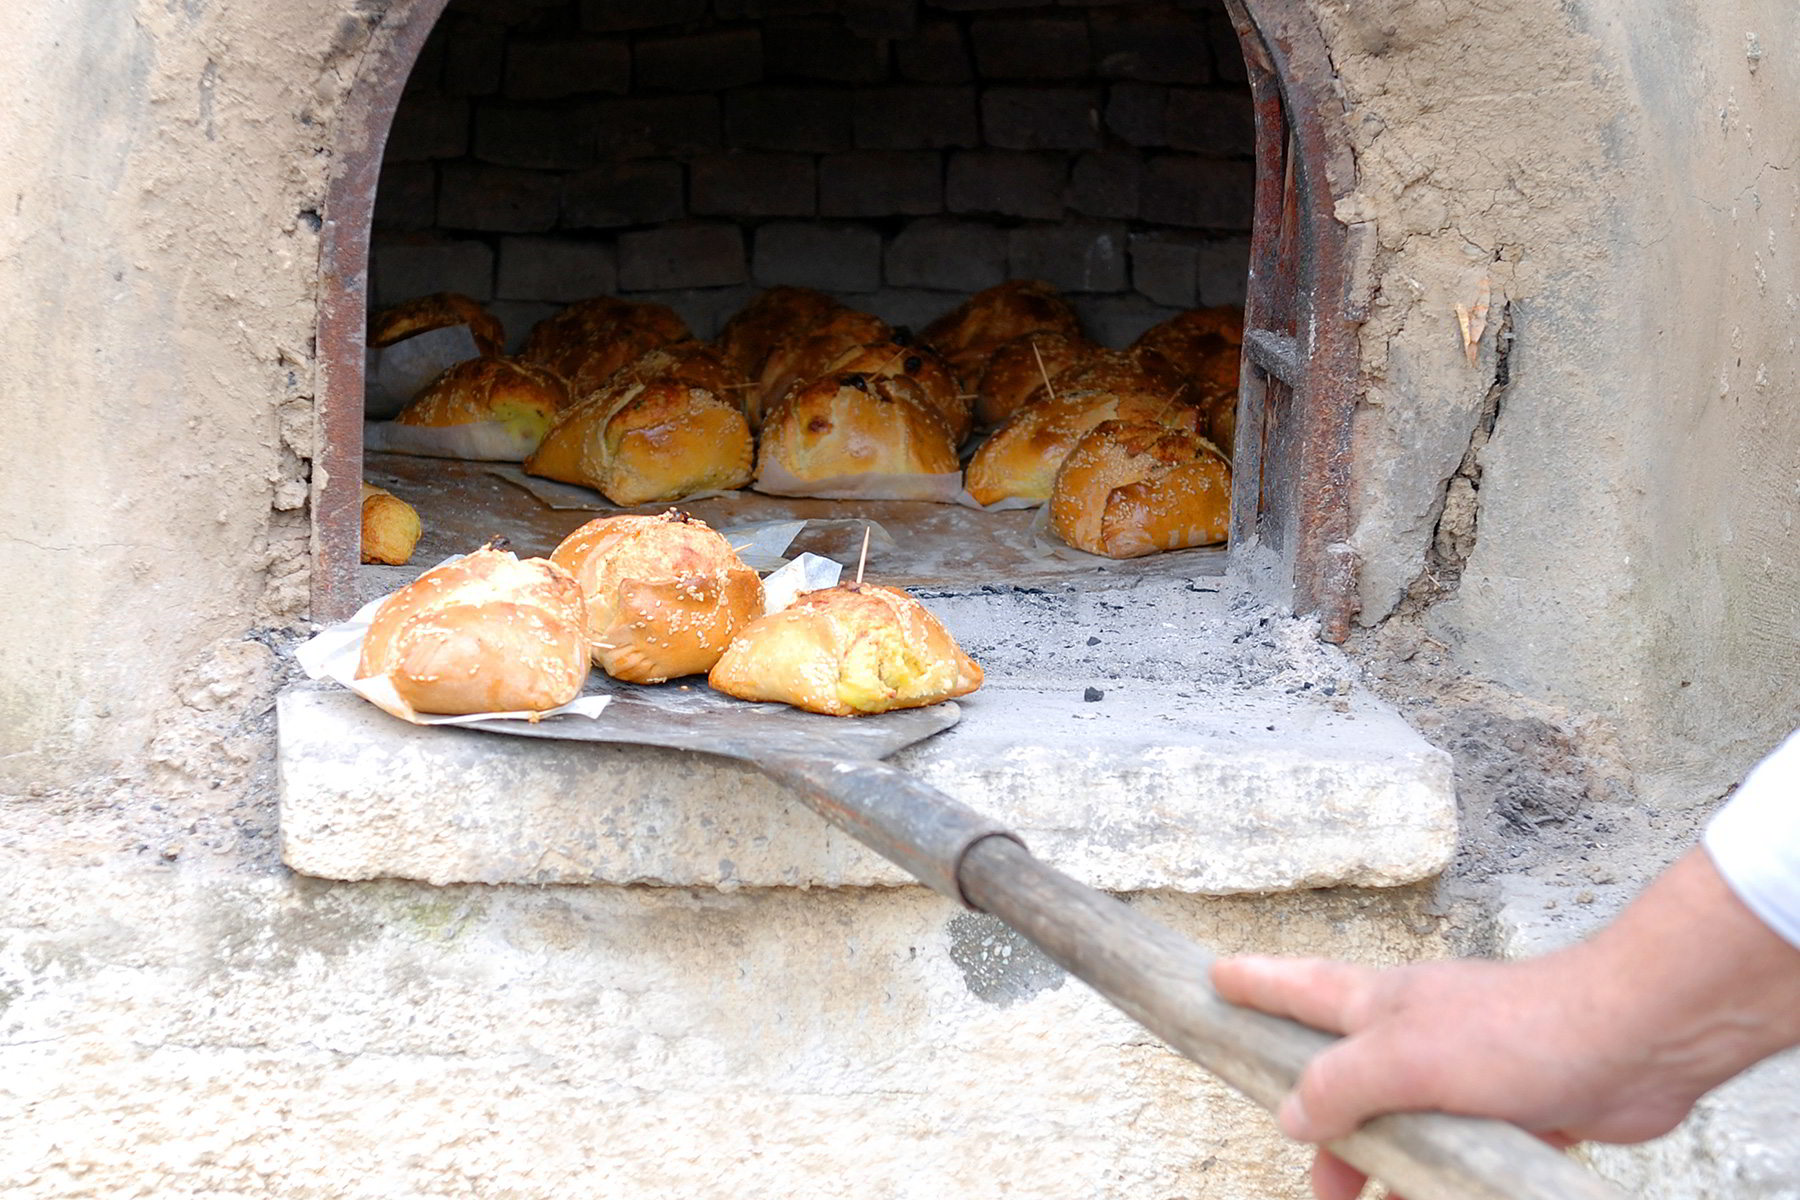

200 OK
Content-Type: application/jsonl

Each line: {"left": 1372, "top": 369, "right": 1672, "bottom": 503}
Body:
{"left": 550, "top": 511, "right": 765, "bottom": 685}
{"left": 964, "top": 387, "right": 1202, "bottom": 507}
{"left": 355, "top": 546, "right": 589, "bottom": 716}
{"left": 369, "top": 292, "right": 506, "bottom": 358}
{"left": 708, "top": 582, "right": 983, "bottom": 717}
{"left": 1049, "top": 419, "right": 1232, "bottom": 558}
{"left": 755, "top": 372, "right": 959, "bottom": 495}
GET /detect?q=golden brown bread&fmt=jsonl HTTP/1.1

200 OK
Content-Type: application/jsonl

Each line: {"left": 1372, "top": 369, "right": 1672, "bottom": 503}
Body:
{"left": 393, "top": 356, "right": 568, "bottom": 447}
{"left": 1035, "top": 348, "right": 1189, "bottom": 407}
{"left": 964, "top": 388, "right": 1201, "bottom": 506}
{"left": 1133, "top": 307, "right": 1244, "bottom": 452}
{"left": 359, "top": 484, "right": 421, "bottom": 566}
{"left": 519, "top": 297, "right": 691, "bottom": 402}
{"left": 355, "top": 547, "right": 589, "bottom": 717}
{"left": 819, "top": 340, "right": 971, "bottom": 443}
{"left": 551, "top": 511, "right": 764, "bottom": 684}
{"left": 717, "top": 287, "right": 846, "bottom": 378}
{"left": 756, "top": 373, "right": 960, "bottom": 492}
{"left": 974, "top": 331, "right": 1099, "bottom": 427}
{"left": 708, "top": 583, "right": 983, "bottom": 716}
{"left": 919, "top": 280, "right": 1083, "bottom": 389}
{"left": 524, "top": 378, "right": 753, "bottom": 506}
{"left": 751, "top": 308, "right": 892, "bottom": 429}
{"left": 608, "top": 341, "right": 744, "bottom": 400}
{"left": 369, "top": 292, "right": 506, "bottom": 358}
{"left": 1049, "top": 420, "right": 1232, "bottom": 558}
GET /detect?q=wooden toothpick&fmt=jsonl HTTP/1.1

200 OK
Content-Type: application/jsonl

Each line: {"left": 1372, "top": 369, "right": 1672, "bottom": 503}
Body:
{"left": 855, "top": 524, "right": 871, "bottom": 586}
{"left": 1031, "top": 338, "right": 1058, "bottom": 403}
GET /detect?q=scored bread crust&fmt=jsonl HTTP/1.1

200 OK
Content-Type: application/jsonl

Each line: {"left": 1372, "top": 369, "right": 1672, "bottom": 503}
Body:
{"left": 975, "top": 330, "right": 1098, "bottom": 427}
{"left": 717, "top": 287, "right": 845, "bottom": 379}
{"left": 356, "top": 547, "right": 589, "bottom": 716}
{"left": 751, "top": 308, "right": 892, "bottom": 429}
{"left": 1049, "top": 419, "right": 1232, "bottom": 558}
{"left": 919, "top": 280, "right": 1083, "bottom": 390}
{"left": 394, "top": 357, "right": 568, "bottom": 445}
{"left": 359, "top": 483, "right": 422, "bottom": 566}
{"left": 523, "top": 378, "right": 753, "bottom": 505}
{"left": 756, "top": 373, "right": 959, "bottom": 487}
{"left": 964, "top": 388, "right": 1200, "bottom": 506}
{"left": 550, "top": 511, "right": 765, "bottom": 684}
{"left": 708, "top": 583, "right": 983, "bottom": 717}
{"left": 369, "top": 292, "right": 506, "bottom": 358}
{"left": 819, "top": 340, "right": 971, "bottom": 443}
{"left": 519, "top": 298, "right": 691, "bottom": 403}
{"left": 1133, "top": 307, "right": 1244, "bottom": 452}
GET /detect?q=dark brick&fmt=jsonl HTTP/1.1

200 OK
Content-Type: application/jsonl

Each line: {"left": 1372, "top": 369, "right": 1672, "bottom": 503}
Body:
{"left": 592, "top": 95, "right": 722, "bottom": 157}
{"left": 371, "top": 235, "right": 496, "bottom": 306}
{"left": 561, "top": 160, "right": 686, "bottom": 228}
{"left": 1195, "top": 235, "right": 1251, "bottom": 306}
{"left": 1091, "top": 6, "right": 1214, "bottom": 84}
{"left": 373, "top": 163, "right": 437, "bottom": 231}
{"left": 636, "top": 28, "right": 764, "bottom": 92}
{"left": 844, "top": 0, "right": 919, "bottom": 39}
{"left": 1166, "top": 89, "right": 1256, "bottom": 157}
{"left": 884, "top": 218, "right": 1008, "bottom": 291}
{"left": 945, "top": 149, "right": 1066, "bottom": 219}
{"left": 866, "top": 287, "right": 969, "bottom": 331}
{"left": 924, "top": 0, "right": 1041, "bottom": 10}
{"left": 438, "top": 163, "right": 561, "bottom": 232}
{"left": 1140, "top": 156, "right": 1254, "bottom": 229}
{"left": 725, "top": 87, "right": 853, "bottom": 152}
{"left": 969, "top": 15, "right": 1090, "bottom": 79}
{"left": 1128, "top": 230, "right": 1202, "bottom": 307}
{"left": 715, "top": 0, "right": 837, "bottom": 16}
{"left": 496, "top": 236, "right": 619, "bottom": 302}
{"left": 475, "top": 104, "right": 597, "bottom": 170}
{"left": 690, "top": 153, "right": 817, "bottom": 217}
{"left": 853, "top": 86, "right": 980, "bottom": 149}
{"left": 819, "top": 151, "right": 943, "bottom": 216}
{"left": 1068, "top": 151, "right": 1140, "bottom": 219}
{"left": 1009, "top": 221, "right": 1129, "bottom": 292}
{"left": 618, "top": 223, "right": 748, "bottom": 290}
{"left": 408, "top": 23, "right": 448, "bottom": 92}
{"left": 894, "top": 19, "right": 973, "bottom": 83}
{"left": 1074, "top": 294, "right": 1183, "bottom": 347}
{"left": 982, "top": 86, "right": 1102, "bottom": 150}
{"left": 504, "top": 38, "right": 632, "bottom": 100}
{"left": 753, "top": 222, "right": 884, "bottom": 292}
{"left": 386, "top": 94, "right": 469, "bottom": 162}
{"left": 580, "top": 0, "right": 707, "bottom": 32}
{"left": 487, "top": 300, "right": 562, "bottom": 353}
{"left": 1206, "top": 6, "right": 1250, "bottom": 84}
{"left": 442, "top": 16, "right": 506, "bottom": 97}
{"left": 1105, "top": 83, "right": 1167, "bottom": 145}
{"left": 764, "top": 18, "right": 890, "bottom": 83}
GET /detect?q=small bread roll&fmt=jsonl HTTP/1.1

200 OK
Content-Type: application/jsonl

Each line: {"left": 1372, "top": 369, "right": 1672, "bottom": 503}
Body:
{"left": 709, "top": 583, "right": 983, "bottom": 716}
{"left": 919, "top": 280, "right": 1082, "bottom": 389}
{"left": 756, "top": 373, "right": 959, "bottom": 490}
{"left": 520, "top": 297, "right": 691, "bottom": 403}
{"left": 975, "top": 331, "right": 1099, "bottom": 427}
{"left": 360, "top": 484, "right": 421, "bottom": 566}
{"left": 717, "top": 286, "right": 845, "bottom": 378}
{"left": 551, "top": 511, "right": 764, "bottom": 684}
{"left": 525, "top": 378, "right": 753, "bottom": 506}
{"left": 394, "top": 356, "right": 568, "bottom": 448}
{"left": 752, "top": 308, "right": 892, "bottom": 428}
{"left": 369, "top": 292, "right": 506, "bottom": 358}
{"left": 1050, "top": 420, "right": 1232, "bottom": 558}
{"left": 356, "top": 547, "right": 589, "bottom": 717}
{"left": 820, "top": 340, "right": 970, "bottom": 443}
{"left": 964, "top": 388, "right": 1201, "bottom": 506}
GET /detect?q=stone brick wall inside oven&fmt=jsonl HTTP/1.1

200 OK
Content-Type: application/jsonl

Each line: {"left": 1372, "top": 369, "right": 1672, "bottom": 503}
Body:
{"left": 370, "top": 0, "right": 1254, "bottom": 350}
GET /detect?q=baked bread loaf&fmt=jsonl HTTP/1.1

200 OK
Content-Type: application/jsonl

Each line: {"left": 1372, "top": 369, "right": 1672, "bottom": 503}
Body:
{"left": 964, "top": 388, "right": 1201, "bottom": 506}
{"left": 360, "top": 484, "right": 421, "bottom": 566}
{"left": 717, "top": 287, "right": 845, "bottom": 378}
{"left": 550, "top": 511, "right": 764, "bottom": 684}
{"left": 820, "top": 340, "right": 971, "bottom": 443}
{"left": 975, "top": 330, "right": 1099, "bottom": 427}
{"left": 524, "top": 378, "right": 753, "bottom": 506}
{"left": 709, "top": 583, "right": 983, "bottom": 716}
{"left": 520, "top": 297, "right": 691, "bottom": 402}
{"left": 751, "top": 307, "right": 892, "bottom": 429}
{"left": 756, "top": 373, "right": 959, "bottom": 492}
{"left": 608, "top": 341, "right": 743, "bottom": 401}
{"left": 1049, "top": 420, "right": 1232, "bottom": 558}
{"left": 356, "top": 546, "right": 589, "bottom": 717}
{"left": 369, "top": 292, "right": 506, "bottom": 358}
{"left": 1133, "top": 307, "right": 1244, "bottom": 452}
{"left": 920, "top": 280, "right": 1083, "bottom": 389}
{"left": 394, "top": 356, "right": 568, "bottom": 447}
{"left": 1035, "top": 348, "right": 1189, "bottom": 407}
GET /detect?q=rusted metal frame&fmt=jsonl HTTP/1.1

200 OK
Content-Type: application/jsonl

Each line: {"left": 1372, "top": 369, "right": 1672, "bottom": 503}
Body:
{"left": 312, "top": 0, "right": 451, "bottom": 622}
{"left": 1221, "top": 0, "right": 1362, "bottom": 641}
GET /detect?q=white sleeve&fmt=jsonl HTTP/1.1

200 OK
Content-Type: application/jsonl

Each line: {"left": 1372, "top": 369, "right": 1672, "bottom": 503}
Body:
{"left": 1704, "top": 729, "right": 1800, "bottom": 950}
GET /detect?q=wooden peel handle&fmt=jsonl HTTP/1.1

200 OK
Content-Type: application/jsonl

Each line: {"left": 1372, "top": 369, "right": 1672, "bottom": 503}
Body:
{"left": 957, "top": 835, "right": 1629, "bottom": 1200}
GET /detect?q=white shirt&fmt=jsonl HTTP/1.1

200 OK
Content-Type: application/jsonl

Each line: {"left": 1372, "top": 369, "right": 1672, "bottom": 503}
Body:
{"left": 1705, "top": 729, "right": 1800, "bottom": 949}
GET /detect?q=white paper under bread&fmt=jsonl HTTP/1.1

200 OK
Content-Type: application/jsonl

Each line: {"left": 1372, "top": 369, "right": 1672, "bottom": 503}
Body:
{"left": 753, "top": 458, "right": 965, "bottom": 503}
{"left": 364, "top": 419, "right": 542, "bottom": 462}
{"left": 364, "top": 326, "right": 480, "bottom": 419}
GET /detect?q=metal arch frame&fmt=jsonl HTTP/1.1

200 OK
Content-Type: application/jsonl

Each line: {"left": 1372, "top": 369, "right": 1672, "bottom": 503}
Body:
{"left": 311, "top": 1, "right": 1363, "bottom": 636}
